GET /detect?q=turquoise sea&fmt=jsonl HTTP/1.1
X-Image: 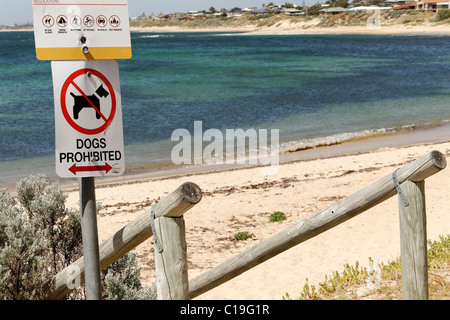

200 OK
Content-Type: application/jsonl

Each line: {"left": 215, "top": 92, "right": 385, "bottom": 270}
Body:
{"left": 0, "top": 31, "right": 449, "bottom": 187}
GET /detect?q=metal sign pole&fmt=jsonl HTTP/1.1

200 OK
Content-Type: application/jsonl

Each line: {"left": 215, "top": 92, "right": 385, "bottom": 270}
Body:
{"left": 80, "top": 177, "right": 101, "bottom": 300}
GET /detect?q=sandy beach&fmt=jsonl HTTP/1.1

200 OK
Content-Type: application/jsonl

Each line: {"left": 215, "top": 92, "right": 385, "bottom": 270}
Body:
{"left": 63, "top": 133, "right": 450, "bottom": 300}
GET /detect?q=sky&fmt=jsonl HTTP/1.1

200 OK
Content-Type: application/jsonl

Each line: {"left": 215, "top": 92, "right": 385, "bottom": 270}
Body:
{"left": 1, "top": 0, "right": 316, "bottom": 26}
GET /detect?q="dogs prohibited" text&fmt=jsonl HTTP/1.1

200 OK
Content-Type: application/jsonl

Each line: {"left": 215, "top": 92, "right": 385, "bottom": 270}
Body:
{"left": 59, "top": 138, "right": 122, "bottom": 163}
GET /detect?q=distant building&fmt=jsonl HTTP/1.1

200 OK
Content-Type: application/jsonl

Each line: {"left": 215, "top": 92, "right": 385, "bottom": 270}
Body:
{"left": 392, "top": 2, "right": 417, "bottom": 9}
{"left": 415, "top": 0, "right": 443, "bottom": 11}
{"left": 390, "top": 0, "right": 444, "bottom": 10}
{"left": 268, "top": 5, "right": 284, "bottom": 12}
{"left": 170, "top": 12, "right": 187, "bottom": 20}
{"left": 155, "top": 14, "right": 169, "bottom": 20}
{"left": 282, "top": 8, "right": 304, "bottom": 15}
{"left": 319, "top": 7, "right": 348, "bottom": 15}
{"left": 437, "top": 1, "right": 450, "bottom": 11}
{"left": 254, "top": 8, "right": 270, "bottom": 14}
{"left": 348, "top": 5, "right": 393, "bottom": 10}
{"left": 382, "top": 0, "right": 407, "bottom": 6}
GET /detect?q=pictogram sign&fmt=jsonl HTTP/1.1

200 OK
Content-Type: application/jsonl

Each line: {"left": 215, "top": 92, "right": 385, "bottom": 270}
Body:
{"left": 97, "top": 15, "right": 108, "bottom": 28}
{"left": 32, "top": 0, "right": 132, "bottom": 61}
{"left": 43, "top": 15, "right": 54, "bottom": 28}
{"left": 84, "top": 15, "right": 95, "bottom": 28}
{"left": 70, "top": 15, "right": 82, "bottom": 28}
{"left": 57, "top": 15, "right": 68, "bottom": 28}
{"left": 60, "top": 68, "right": 117, "bottom": 135}
{"left": 52, "top": 60, "right": 125, "bottom": 178}
{"left": 109, "top": 15, "right": 121, "bottom": 28}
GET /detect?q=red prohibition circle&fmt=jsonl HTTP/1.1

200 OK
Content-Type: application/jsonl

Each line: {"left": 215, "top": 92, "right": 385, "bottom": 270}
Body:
{"left": 97, "top": 15, "right": 107, "bottom": 27}
{"left": 70, "top": 15, "right": 82, "bottom": 27}
{"left": 61, "top": 68, "right": 116, "bottom": 135}
{"left": 42, "top": 15, "right": 54, "bottom": 28}
{"left": 57, "top": 15, "right": 68, "bottom": 28}
{"left": 83, "top": 15, "right": 95, "bottom": 28}
{"left": 109, "top": 15, "right": 121, "bottom": 27}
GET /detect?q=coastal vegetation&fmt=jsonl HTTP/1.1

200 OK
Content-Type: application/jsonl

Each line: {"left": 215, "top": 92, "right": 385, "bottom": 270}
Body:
{"left": 269, "top": 211, "right": 287, "bottom": 222}
{"left": 284, "top": 235, "right": 450, "bottom": 300}
{"left": 436, "top": 8, "right": 450, "bottom": 21}
{"left": 0, "top": 175, "right": 155, "bottom": 300}
{"left": 234, "top": 231, "right": 255, "bottom": 241}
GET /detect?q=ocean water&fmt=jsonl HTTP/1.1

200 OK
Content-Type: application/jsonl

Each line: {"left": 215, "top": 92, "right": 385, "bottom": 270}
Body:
{"left": 0, "top": 31, "right": 449, "bottom": 186}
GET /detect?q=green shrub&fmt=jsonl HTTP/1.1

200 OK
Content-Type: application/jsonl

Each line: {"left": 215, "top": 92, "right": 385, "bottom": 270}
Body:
{"left": 234, "top": 231, "right": 254, "bottom": 241}
{"left": 0, "top": 175, "right": 79, "bottom": 300}
{"left": 269, "top": 211, "right": 286, "bottom": 222}
{"left": 436, "top": 9, "right": 450, "bottom": 21}
{"left": 427, "top": 234, "right": 450, "bottom": 269}
{"left": 103, "top": 252, "right": 156, "bottom": 300}
{"left": 0, "top": 175, "right": 154, "bottom": 300}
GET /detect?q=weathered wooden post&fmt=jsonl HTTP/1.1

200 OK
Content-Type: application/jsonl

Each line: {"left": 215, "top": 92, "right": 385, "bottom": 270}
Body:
{"left": 153, "top": 182, "right": 202, "bottom": 300}
{"left": 398, "top": 180, "right": 428, "bottom": 300}
{"left": 153, "top": 215, "right": 189, "bottom": 300}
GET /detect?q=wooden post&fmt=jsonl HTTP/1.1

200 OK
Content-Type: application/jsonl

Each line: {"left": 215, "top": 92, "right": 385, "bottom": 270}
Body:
{"left": 398, "top": 180, "right": 428, "bottom": 300}
{"left": 153, "top": 182, "right": 201, "bottom": 300}
{"left": 154, "top": 216, "right": 189, "bottom": 300}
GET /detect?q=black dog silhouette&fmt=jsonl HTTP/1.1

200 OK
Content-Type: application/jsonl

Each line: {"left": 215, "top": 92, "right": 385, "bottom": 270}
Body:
{"left": 71, "top": 84, "right": 109, "bottom": 120}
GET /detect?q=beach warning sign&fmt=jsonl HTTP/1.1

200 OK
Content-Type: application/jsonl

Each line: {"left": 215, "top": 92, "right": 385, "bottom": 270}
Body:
{"left": 52, "top": 60, "right": 125, "bottom": 178}
{"left": 32, "top": 0, "right": 132, "bottom": 61}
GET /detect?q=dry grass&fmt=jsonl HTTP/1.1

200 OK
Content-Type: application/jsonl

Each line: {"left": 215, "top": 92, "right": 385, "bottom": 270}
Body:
{"left": 284, "top": 235, "right": 450, "bottom": 300}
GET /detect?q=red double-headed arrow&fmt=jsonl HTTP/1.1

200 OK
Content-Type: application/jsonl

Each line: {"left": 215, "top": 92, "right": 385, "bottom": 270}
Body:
{"left": 69, "top": 163, "right": 112, "bottom": 175}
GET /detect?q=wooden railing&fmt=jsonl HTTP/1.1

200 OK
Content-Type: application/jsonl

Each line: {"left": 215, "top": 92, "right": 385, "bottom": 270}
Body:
{"left": 189, "top": 151, "right": 446, "bottom": 300}
{"left": 44, "top": 182, "right": 202, "bottom": 300}
{"left": 45, "top": 150, "right": 446, "bottom": 300}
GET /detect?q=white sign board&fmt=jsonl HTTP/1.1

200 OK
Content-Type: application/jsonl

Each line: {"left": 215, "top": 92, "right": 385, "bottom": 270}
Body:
{"left": 33, "top": 0, "right": 132, "bottom": 60}
{"left": 52, "top": 60, "right": 125, "bottom": 178}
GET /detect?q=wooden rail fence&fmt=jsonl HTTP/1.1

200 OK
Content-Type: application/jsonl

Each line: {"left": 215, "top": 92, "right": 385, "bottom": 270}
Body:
{"left": 45, "top": 150, "right": 446, "bottom": 300}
